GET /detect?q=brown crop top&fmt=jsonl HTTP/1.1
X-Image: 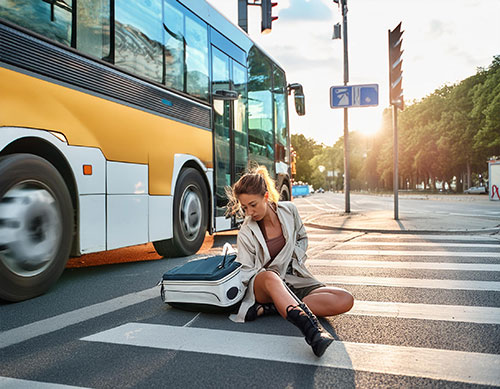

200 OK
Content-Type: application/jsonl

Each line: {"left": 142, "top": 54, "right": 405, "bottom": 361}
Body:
{"left": 257, "top": 220, "right": 286, "bottom": 262}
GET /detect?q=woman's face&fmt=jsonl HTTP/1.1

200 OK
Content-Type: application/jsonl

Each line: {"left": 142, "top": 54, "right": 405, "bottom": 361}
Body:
{"left": 238, "top": 192, "right": 268, "bottom": 221}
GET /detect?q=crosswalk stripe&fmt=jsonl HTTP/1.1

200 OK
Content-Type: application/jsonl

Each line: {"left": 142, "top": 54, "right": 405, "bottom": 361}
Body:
{"left": 318, "top": 234, "right": 499, "bottom": 242}
{"left": 349, "top": 301, "right": 500, "bottom": 324}
{"left": 0, "top": 377, "right": 88, "bottom": 388}
{"left": 318, "top": 275, "right": 500, "bottom": 291}
{"left": 336, "top": 241, "right": 500, "bottom": 248}
{"left": 323, "top": 249, "right": 500, "bottom": 258}
{"left": 81, "top": 323, "right": 500, "bottom": 386}
{"left": 307, "top": 259, "right": 500, "bottom": 271}
{"left": 0, "top": 287, "right": 159, "bottom": 349}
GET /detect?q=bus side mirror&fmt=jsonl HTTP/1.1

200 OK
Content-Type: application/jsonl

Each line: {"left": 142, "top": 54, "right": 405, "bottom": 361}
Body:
{"left": 287, "top": 83, "right": 305, "bottom": 116}
{"left": 294, "top": 93, "right": 305, "bottom": 116}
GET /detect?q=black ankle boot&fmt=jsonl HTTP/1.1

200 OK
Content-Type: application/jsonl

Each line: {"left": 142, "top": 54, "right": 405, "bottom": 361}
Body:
{"left": 286, "top": 303, "right": 334, "bottom": 357}
{"left": 245, "top": 302, "right": 278, "bottom": 321}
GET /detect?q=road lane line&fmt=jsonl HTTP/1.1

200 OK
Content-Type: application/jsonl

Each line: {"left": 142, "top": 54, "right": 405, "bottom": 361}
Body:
{"left": 349, "top": 301, "right": 500, "bottom": 324}
{"left": 81, "top": 323, "right": 500, "bottom": 386}
{"left": 0, "top": 287, "right": 159, "bottom": 349}
{"left": 0, "top": 377, "right": 89, "bottom": 388}
{"left": 317, "top": 275, "right": 500, "bottom": 291}
{"left": 323, "top": 249, "right": 500, "bottom": 258}
{"left": 307, "top": 259, "right": 500, "bottom": 271}
{"left": 302, "top": 199, "right": 341, "bottom": 212}
{"left": 344, "top": 235, "right": 500, "bottom": 242}
{"left": 336, "top": 242, "right": 500, "bottom": 248}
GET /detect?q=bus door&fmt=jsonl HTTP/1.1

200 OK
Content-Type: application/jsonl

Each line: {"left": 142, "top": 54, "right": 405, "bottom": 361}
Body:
{"left": 212, "top": 46, "right": 248, "bottom": 231}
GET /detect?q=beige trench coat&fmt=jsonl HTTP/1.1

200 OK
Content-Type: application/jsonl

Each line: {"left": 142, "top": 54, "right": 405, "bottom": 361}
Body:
{"left": 229, "top": 201, "right": 324, "bottom": 322}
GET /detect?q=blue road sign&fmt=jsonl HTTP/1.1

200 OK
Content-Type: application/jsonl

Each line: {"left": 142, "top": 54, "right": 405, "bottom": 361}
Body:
{"left": 330, "top": 84, "right": 379, "bottom": 108}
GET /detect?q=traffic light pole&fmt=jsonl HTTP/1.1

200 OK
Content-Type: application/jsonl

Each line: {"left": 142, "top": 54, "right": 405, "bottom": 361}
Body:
{"left": 341, "top": 0, "right": 350, "bottom": 213}
{"left": 393, "top": 106, "right": 399, "bottom": 220}
{"left": 388, "top": 23, "right": 404, "bottom": 221}
{"left": 238, "top": 1, "right": 278, "bottom": 34}
{"left": 238, "top": 0, "right": 248, "bottom": 32}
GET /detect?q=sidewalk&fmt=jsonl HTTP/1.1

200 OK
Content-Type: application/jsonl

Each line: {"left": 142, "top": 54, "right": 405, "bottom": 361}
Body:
{"left": 304, "top": 209, "right": 500, "bottom": 235}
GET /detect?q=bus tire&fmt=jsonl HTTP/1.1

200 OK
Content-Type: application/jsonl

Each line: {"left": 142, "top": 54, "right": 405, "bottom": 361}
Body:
{"left": 0, "top": 154, "right": 74, "bottom": 302}
{"left": 280, "top": 184, "right": 291, "bottom": 201}
{"left": 153, "top": 168, "right": 208, "bottom": 258}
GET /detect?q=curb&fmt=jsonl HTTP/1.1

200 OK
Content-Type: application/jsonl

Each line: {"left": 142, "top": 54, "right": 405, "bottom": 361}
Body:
{"left": 304, "top": 222, "right": 500, "bottom": 236}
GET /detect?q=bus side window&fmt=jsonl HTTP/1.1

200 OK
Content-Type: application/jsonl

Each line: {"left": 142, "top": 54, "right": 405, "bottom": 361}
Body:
{"left": 164, "top": 0, "right": 184, "bottom": 92}
{"left": 0, "top": 0, "right": 72, "bottom": 46}
{"left": 273, "top": 66, "right": 288, "bottom": 163}
{"left": 76, "top": 0, "right": 111, "bottom": 61}
{"left": 248, "top": 47, "right": 274, "bottom": 174}
{"left": 163, "top": 0, "right": 209, "bottom": 102}
{"left": 184, "top": 14, "right": 209, "bottom": 101}
{"left": 115, "top": 0, "right": 163, "bottom": 83}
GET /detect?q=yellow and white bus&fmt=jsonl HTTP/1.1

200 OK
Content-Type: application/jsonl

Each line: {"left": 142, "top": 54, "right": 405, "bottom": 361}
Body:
{"left": 0, "top": 0, "right": 305, "bottom": 301}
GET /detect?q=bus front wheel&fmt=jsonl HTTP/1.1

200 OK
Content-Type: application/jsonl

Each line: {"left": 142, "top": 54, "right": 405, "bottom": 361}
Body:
{"left": 0, "top": 154, "right": 74, "bottom": 302}
{"left": 280, "top": 184, "right": 291, "bottom": 201}
{"left": 153, "top": 168, "right": 208, "bottom": 258}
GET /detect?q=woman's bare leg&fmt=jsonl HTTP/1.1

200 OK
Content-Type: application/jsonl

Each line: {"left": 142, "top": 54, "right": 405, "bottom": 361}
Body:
{"left": 302, "top": 287, "right": 354, "bottom": 317}
{"left": 253, "top": 271, "right": 297, "bottom": 318}
{"left": 253, "top": 272, "right": 354, "bottom": 318}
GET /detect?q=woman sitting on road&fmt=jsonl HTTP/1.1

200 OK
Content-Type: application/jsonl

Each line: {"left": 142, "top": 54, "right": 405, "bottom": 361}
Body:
{"left": 226, "top": 165, "right": 354, "bottom": 357}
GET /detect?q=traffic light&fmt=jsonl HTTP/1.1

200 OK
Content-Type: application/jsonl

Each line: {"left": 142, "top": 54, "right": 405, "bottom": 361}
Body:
{"left": 261, "top": 0, "right": 278, "bottom": 34}
{"left": 388, "top": 22, "right": 404, "bottom": 110}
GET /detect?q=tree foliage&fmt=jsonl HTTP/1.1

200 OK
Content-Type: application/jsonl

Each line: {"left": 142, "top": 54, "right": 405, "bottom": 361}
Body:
{"left": 291, "top": 56, "right": 499, "bottom": 192}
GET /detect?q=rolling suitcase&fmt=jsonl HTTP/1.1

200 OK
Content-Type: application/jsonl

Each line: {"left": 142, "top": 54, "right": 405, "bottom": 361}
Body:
{"left": 160, "top": 253, "right": 244, "bottom": 313}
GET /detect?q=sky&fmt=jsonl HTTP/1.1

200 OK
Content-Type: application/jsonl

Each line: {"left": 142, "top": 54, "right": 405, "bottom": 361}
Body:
{"left": 206, "top": 0, "right": 500, "bottom": 146}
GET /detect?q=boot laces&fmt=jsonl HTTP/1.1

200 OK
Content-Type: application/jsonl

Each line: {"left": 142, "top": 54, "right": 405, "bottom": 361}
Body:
{"left": 299, "top": 303, "right": 321, "bottom": 329}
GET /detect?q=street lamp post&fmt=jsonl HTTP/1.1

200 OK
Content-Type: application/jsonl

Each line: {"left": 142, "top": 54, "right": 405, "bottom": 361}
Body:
{"left": 341, "top": 0, "right": 349, "bottom": 213}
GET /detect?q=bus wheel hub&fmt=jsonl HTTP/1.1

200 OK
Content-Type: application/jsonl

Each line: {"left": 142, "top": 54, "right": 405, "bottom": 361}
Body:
{"left": 0, "top": 185, "right": 62, "bottom": 277}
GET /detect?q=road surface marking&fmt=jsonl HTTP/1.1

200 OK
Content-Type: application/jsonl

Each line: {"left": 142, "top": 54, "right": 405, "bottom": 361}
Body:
{"left": 344, "top": 235, "right": 499, "bottom": 242}
{"left": 349, "top": 301, "right": 500, "bottom": 324}
{"left": 81, "top": 323, "right": 500, "bottom": 386}
{"left": 0, "top": 377, "right": 89, "bottom": 388}
{"left": 307, "top": 259, "right": 500, "bottom": 271}
{"left": 0, "top": 287, "right": 159, "bottom": 349}
{"left": 323, "top": 249, "right": 500, "bottom": 258}
{"left": 302, "top": 199, "right": 329, "bottom": 212}
{"left": 302, "top": 198, "right": 342, "bottom": 212}
{"left": 336, "top": 241, "right": 500, "bottom": 248}
{"left": 318, "top": 275, "right": 500, "bottom": 291}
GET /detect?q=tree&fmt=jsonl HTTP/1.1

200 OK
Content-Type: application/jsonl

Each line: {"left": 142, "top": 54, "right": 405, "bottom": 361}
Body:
{"left": 472, "top": 56, "right": 500, "bottom": 159}
{"left": 291, "top": 134, "right": 320, "bottom": 183}
{"left": 291, "top": 56, "right": 499, "bottom": 192}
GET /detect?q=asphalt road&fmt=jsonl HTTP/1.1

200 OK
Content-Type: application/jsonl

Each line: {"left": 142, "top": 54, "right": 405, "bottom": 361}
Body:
{"left": 1, "top": 194, "right": 499, "bottom": 388}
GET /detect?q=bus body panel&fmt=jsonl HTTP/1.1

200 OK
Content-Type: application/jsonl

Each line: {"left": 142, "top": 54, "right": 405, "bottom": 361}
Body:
{"left": 106, "top": 161, "right": 149, "bottom": 250}
{"left": 0, "top": 66, "right": 213, "bottom": 197}
{"left": 0, "top": 128, "right": 211, "bottom": 254}
{"left": 149, "top": 195, "right": 173, "bottom": 242}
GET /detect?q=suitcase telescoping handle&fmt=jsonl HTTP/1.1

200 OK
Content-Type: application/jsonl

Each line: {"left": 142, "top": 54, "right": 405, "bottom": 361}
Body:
{"left": 219, "top": 243, "right": 236, "bottom": 269}
{"left": 218, "top": 251, "right": 228, "bottom": 269}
